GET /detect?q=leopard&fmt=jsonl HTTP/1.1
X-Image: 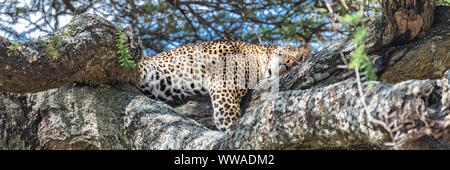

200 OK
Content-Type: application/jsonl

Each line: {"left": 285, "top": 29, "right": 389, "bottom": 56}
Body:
{"left": 138, "top": 39, "right": 312, "bottom": 134}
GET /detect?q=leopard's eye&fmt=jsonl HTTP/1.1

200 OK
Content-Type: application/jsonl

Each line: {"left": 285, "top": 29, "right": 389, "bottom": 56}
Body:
{"left": 286, "top": 59, "right": 291, "bottom": 64}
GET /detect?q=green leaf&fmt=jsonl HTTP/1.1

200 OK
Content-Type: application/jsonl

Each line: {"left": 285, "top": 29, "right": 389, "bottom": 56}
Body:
{"left": 115, "top": 29, "right": 136, "bottom": 70}
{"left": 338, "top": 14, "right": 359, "bottom": 25}
{"left": 353, "top": 27, "right": 368, "bottom": 44}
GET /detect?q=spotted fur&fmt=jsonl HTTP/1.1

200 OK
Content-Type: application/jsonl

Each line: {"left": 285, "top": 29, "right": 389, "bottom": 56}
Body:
{"left": 138, "top": 39, "right": 312, "bottom": 134}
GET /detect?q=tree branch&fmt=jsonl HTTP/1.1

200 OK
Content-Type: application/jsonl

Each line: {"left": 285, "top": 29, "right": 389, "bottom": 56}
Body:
{"left": 166, "top": 0, "right": 200, "bottom": 40}
{"left": 1, "top": 70, "right": 449, "bottom": 149}
{"left": 0, "top": 13, "right": 141, "bottom": 93}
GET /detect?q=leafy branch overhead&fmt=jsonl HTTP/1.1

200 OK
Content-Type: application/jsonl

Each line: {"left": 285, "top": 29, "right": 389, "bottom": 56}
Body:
{"left": 339, "top": 11, "right": 377, "bottom": 81}
{"left": 0, "top": 0, "right": 383, "bottom": 55}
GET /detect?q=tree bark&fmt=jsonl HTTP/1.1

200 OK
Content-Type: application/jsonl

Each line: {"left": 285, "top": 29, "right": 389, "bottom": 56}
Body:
{"left": 0, "top": 14, "right": 141, "bottom": 93}
{"left": 377, "top": 6, "right": 450, "bottom": 83}
{"left": 1, "top": 70, "right": 449, "bottom": 150}
{"left": 380, "top": 0, "right": 436, "bottom": 46}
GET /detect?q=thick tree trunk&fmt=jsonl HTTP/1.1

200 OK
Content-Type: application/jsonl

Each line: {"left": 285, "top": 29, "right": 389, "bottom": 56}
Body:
{"left": 0, "top": 14, "right": 141, "bottom": 93}
{"left": 378, "top": 6, "right": 450, "bottom": 83}
{"left": 1, "top": 70, "right": 449, "bottom": 150}
{"left": 380, "top": 0, "right": 436, "bottom": 46}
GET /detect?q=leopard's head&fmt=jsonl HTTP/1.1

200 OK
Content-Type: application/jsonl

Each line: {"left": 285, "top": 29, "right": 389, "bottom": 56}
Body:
{"left": 263, "top": 44, "right": 313, "bottom": 80}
